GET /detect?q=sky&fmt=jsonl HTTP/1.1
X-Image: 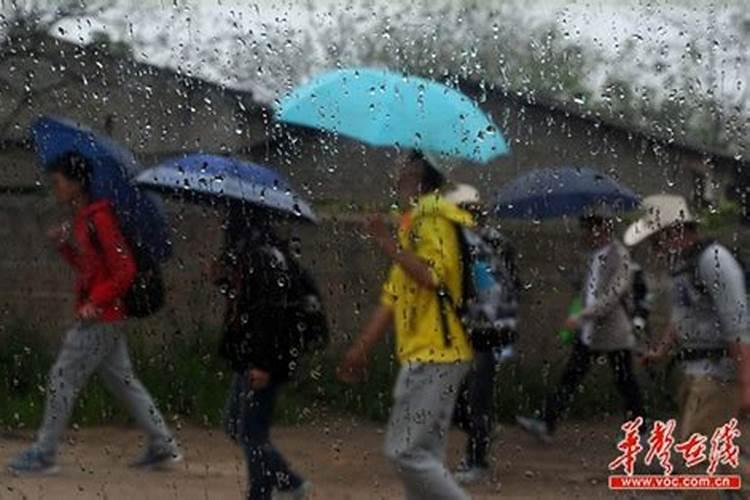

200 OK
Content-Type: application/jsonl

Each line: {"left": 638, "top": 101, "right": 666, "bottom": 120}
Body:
{"left": 3, "top": 0, "right": 749, "bottom": 152}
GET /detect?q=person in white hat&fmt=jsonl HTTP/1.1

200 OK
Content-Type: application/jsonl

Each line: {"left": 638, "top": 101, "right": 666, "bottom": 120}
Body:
{"left": 443, "top": 183, "right": 521, "bottom": 484}
{"left": 631, "top": 195, "right": 750, "bottom": 490}
{"left": 517, "top": 211, "right": 646, "bottom": 443}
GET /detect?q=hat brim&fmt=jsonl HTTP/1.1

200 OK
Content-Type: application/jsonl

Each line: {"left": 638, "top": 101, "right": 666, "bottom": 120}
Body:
{"left": 623, "top": 217, "right": 662, "bottom": 247}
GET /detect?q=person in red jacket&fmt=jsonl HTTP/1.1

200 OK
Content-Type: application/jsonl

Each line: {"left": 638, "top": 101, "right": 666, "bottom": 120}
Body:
{"left": 8, "top": 153, "right": 180, "bottom": 474}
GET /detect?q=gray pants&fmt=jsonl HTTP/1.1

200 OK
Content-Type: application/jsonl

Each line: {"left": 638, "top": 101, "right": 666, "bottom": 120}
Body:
{"left": 35, "top": 322, "right": 173, "bottom": 459}
{"left": 385, "top": 362, "right": 471, "bottom": 500}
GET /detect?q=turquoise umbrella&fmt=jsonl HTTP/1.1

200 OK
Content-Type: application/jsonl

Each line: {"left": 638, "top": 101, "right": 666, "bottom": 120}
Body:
{"left": 275, "top": 68, "right": 508, "bottom": 164}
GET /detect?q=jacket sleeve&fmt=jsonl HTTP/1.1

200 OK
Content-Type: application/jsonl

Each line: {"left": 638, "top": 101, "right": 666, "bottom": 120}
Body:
{"left": 579, "top": 245, "right": 633, "bottom": 321}
{"left": 87, "top": 209, "right": 137, "bottom": 308}
{"left": 57, "top": 241, "right": 82, "bottom": 270}
{"left": 699, "top": 246, "right": 750, "bottom": 344}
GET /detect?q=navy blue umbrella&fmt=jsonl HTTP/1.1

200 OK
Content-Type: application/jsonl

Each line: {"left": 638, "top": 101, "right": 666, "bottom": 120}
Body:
{"left": 135, "top": 154, "right": 318, "bottom": 223}
{"left": 495, "top": 167, "right": 640, "bottom": 219}
{"left": 30, "top": 116, "right": 172, "bottom": 261}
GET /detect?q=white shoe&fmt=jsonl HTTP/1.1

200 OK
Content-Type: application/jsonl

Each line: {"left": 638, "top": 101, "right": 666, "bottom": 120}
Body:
{"left": 454, "top": 463, "right": 490, "bottom": 485}
{"left": 515, "top": 416, "right": 552, "bottom": 444}
{"left": 273, "top": 481, "right": 312, "bottom": 500}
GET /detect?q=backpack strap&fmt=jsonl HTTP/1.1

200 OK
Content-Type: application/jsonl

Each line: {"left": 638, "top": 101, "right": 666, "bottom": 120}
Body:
{"left": 433, "top": 223, "right": 472, "bottom": 348}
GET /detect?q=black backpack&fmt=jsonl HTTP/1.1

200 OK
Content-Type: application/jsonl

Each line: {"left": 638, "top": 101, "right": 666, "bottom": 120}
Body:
{"left": 284, "top": 253, "right": 331, "bottom": 353}
{"left": 88, "top": 219, "right": 165, "bottom": 318}
{"left": 623, "top": 264, "right": 652, "bottom": 336}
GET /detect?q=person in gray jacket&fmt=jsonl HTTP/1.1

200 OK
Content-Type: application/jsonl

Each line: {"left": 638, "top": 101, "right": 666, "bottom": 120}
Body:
{"left": 517, "top": 214, "right": 645, "bottom": 441}
{"left": 634, "top": 195, "right": 750, "bottom": 495}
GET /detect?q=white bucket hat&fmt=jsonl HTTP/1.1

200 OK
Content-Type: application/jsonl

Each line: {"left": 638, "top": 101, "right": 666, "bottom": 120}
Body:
{"left": 623, "top": 194, "right": 697, "bottom": 247}
{"left": 445, "top": 183, "right": 481, "bottom": 206}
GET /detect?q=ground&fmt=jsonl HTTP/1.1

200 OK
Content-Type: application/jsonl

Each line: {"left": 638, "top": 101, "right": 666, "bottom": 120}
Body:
{"left": 0, "top": 418, "right": 662, "bottom": 499}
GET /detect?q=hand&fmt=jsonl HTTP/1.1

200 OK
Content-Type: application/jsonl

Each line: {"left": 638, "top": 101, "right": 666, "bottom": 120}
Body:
{"left": 248, "top": 368, "right": 271, "bottom": 390}
{"left": 639, "top": 347, "right": 668, "bottom": 366}
{"left": 738, "top": 384, "right": 750, "bottom": 417}
{"left": 563, "top": 315, "right": 581, "bottom": 331}
{"left": 337, "top": 345, "right": 369, "bottom": 384}
{"left": 365, "top": 215, "right": 397, "bottom": 254}
{"left": 47, "top": 223, "right": 70, "bottom": 244}
{"left": 78, "top": 303, "right": 100, "bottom": 321}
{"left": 208, "top": 259, "right": 227, "bottom": 286}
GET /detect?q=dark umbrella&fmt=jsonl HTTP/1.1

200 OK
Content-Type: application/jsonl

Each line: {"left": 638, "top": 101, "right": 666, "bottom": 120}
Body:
{"left": 494, "top": 167, "right": 640, "bottom": 219}
{"left": 135, "top": 154, "right": 318, "bottom": 223}
{"left": 30, "top": 116, "right": 171, "bottom": 261}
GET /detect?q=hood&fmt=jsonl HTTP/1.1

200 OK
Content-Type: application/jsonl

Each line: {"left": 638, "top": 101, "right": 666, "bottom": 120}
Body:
{"left": 410, "top": 193, "right": 475, "bottom": 227}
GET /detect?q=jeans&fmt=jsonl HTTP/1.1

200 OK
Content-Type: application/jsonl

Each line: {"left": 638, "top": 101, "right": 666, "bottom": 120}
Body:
{"left": 543, "top": 340, "right": 645, "bottom": 433}
{"left": 35, "top": 321, "right": 174, "bottom": 459}
{"left": 454, "top": 351, "right": 497, "bottom": 468}
{"left": 225, "top": 373, "right": 303, "bottom": 500}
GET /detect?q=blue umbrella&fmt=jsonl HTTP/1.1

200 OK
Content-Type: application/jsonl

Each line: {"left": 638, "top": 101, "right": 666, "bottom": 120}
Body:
{"left": 276, "top": 67, "right": 508, "bottom": 164}
{"left": 494, "top": 167, "right": 640, "bottom": 219}
{"left": 30, "top": 116, "right": 171, "bottom": 261}
{"left": 135, "top": 154, "right": 318, "bottom": 223}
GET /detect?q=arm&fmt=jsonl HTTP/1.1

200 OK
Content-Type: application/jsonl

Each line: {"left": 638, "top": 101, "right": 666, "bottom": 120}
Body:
{"left": 700, "top": 247, "right": 750, "bottom": 412}
{"left": 368, "top": 216, "right": 437, "bottom": 289}
{"left": 730, "top": 342, "right": 750, "bottom": 415}
{"left": 578, "top": 245, "right": 633, "bottom": 322}
{"left": 338, "top": 304, "right": 393, "bottom": 383}
{"left": 87, "top": 210, "right": 137, "bottom": 309}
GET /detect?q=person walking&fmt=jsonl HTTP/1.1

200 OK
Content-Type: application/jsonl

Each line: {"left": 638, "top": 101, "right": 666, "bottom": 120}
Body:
{"left": 516, "top": 213, "right": 645, "bottom": 441}
{"left": 338, "top": 152, "right": 473, "bottom": 500}
{"left": 443, "top": 184, "right": 520, "bottom": 485}
{"left": 8, "top": 153, "right": 179, "bottom": 474}
{"left": 216, "top": 205, "right": 323, "bottom": 500}
{"left": 633, "top": 195, "right": 750, "bottom": 498}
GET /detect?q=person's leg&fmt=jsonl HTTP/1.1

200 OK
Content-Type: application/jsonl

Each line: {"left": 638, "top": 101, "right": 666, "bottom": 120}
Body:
{"left": 96, "top": 330, "right": 176, "bottom": 456}
{"left": 678, "top": 376, "right": 741, "bottom": 500}
{"left": 607, "top": 350, "right": 645, "bottom": 422}
{"left": 231, "top": 374, "right": 303, "bottom": 500}
{"left": 384, "top": 362, "right": 471, "bottom": 500}
{"left": 34, "top": 322, "right": 117, "bottom": 460}
{"left": 542, "top": 340, "right": 592, "bottom": 433}
{"left": 461, "top": 351, "right": 497, "bottom": 468}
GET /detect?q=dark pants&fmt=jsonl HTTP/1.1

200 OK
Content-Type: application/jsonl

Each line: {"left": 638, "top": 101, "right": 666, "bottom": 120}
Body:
{"left": 543, "top": 340, "right": 645, "bottom": 433}
{"left": 225, "top": 373, "right": 303, "bottom": 500}
{"left": 454, "top": 351, "right": 497, "bottom": 468}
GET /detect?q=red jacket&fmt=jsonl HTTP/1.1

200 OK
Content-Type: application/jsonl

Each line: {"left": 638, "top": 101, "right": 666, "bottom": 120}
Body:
{"left": 58, "top": 200, "right": 136, "bottom": 322}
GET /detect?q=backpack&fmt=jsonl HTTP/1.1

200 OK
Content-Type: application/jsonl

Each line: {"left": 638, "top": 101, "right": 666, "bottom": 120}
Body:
{"left": 88, "top": 219, "right": 165, "bottom": 318}
{"left": 437, "top": 224, "right": 520, "bottom": 352}
{"left": 283, "top": 252, "right": 331, "bottom": 353}
{"left": 623, "top": 264, "right": 653, "bottom": 336}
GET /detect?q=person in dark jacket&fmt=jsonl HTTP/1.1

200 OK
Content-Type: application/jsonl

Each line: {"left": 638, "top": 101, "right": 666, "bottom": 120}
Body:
{"left": 215, "top": 205, "right": 311, "bottom": 500}
{"left": 8, "top": 153, "right": 179, "bottom": 474}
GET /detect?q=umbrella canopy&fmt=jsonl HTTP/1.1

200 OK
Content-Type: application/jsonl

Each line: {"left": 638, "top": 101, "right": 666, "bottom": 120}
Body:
{"left": 30, "top": 116, "right": 171, "bottom": 261}
{"left": 275, "top": 67, "right": 508, "bottom": 164}
{"left": 135, "top": 154, "right": 318, "bottom": 223}
{"left": 494, "top": 167, "right": 640, "bottom": 219}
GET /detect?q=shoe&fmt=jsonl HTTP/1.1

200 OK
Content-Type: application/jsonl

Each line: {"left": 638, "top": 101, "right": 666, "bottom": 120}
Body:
{"left": 515, "top": 416, "right": 552, "bottom": 444}
{"left": 273, "top": 481, "right": 312, "bottom": 500}
{"left": 7, "top": 448, "right": 59, "bottom": 475}
{"left": 130, "top": 445, "right": 183, "bottom": 469}
{"left": 454, "top": 462, "right": 490, "bottom": 485}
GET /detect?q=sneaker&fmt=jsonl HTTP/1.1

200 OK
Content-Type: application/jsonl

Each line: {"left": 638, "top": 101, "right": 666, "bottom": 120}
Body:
{"left": 273, "top": 481, "right": 312, "bottom": 500}
{"left": 515, "top": 416, "right": 552, "bottom": 444}
{"left": 130, "top": 445, "right": 183, "bottom": 469}
{"left": 454, "top": 462, "right": 490, "bottom": 485}
{"left": 7, "top": 448, "right": 59, "bottom": 475}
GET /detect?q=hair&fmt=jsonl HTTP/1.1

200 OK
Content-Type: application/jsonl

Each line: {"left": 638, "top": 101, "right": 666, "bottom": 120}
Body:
{"left": 408, "top": 150, "right": 445, "bottom": 194}
{"left": 48, "top": 153, "right": 92, "bottom": 194}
